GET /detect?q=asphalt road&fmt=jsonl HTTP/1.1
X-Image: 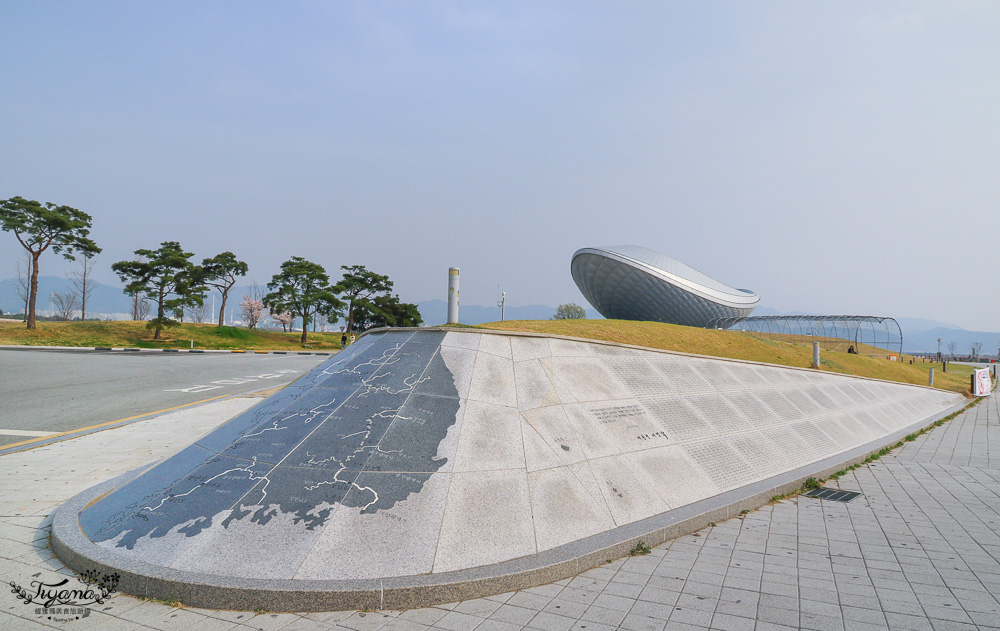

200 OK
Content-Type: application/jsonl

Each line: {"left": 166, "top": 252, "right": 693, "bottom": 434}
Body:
{"left": 0, "top": 349, "right": 330, "bottom": 447}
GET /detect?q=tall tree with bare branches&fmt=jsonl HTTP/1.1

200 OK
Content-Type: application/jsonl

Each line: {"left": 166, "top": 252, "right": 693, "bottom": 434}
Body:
{"left": 188, "top": 302, "right": 212, "bottom": 323}
{"left": 14, "top": 250, "right": 31, "bottom": 321}
{"left": 69, "top": 254, "right": 97, "bottom": 321}
{"left": 52, "top": 291, "right": 79, "bottom": 321}
{"left": 129, "top": 290, "right": 152, "bottom": 321}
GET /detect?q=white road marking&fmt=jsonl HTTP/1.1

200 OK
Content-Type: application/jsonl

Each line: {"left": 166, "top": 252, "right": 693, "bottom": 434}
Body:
{"left": 164, "top": 369, "right": 302, "bottom": 393}
{"left": 164, "top": 385, "right": 224, "bottom": 393}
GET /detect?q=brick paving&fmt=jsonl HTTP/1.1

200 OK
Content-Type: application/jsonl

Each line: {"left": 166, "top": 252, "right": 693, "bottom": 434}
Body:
{"left": 2, "top": 391, "right": 998, "bottom": 630}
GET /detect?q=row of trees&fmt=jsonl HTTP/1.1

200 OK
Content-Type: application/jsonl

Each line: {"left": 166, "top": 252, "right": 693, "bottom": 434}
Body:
{"left": 112, "top": 242, "right": 249, "bottom": 338}
{"left": 1, "top": 196, "right": 421, "bottom": 341}
{"left": 941, "top": 340, "right": 988, "bottom": 360}
{"left": 114, "top": 244, "right": 420, "bottom": 342}
{"left": 260, "top": 258, "right": 419, "bottom": 343}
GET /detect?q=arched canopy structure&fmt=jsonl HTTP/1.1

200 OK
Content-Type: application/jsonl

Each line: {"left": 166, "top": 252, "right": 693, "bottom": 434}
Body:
{"left": 706, "top": 315, "right": 903, "bottom": 357}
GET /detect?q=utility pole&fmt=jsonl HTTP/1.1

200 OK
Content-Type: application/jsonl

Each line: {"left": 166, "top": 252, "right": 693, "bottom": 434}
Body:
{"left": 497, "top": 285, "right": 506, "bottom": 322}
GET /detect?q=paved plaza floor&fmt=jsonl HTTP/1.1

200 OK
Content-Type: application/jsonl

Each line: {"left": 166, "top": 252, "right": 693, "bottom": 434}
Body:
{"left": 1, "top": 390, "right": 998, "bottom": 631}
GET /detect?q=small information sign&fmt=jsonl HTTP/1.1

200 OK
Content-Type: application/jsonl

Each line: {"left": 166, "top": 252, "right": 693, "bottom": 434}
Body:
{"left": 973, "top": 368, "right": 992, "bottom": 396}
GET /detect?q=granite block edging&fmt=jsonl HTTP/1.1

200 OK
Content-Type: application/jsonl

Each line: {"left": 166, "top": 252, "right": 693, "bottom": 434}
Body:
{"left": 50, "top": 397, "right": 972, "bottom": 613}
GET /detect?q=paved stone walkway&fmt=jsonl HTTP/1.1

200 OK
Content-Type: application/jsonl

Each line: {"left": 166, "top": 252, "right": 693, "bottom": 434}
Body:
{"left": 2, "top": 391, "right": 998, "bottom": 631}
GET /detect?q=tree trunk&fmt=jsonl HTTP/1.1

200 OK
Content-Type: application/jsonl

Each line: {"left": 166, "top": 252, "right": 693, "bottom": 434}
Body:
{"left": 82, "top": 261, "right": 88, "bottom": 321}
{"left": 346, "top": 298, "right": 355, "bottom": 335}
{"left": 300, "top": 313, "right": 309, "bottom": 344}
{"left": 155, "top": 288, "right": 165, "bottom": 340}
{"left": 80, "top": 258, "right": 88, "bottom": 321}
{"left": 27, "top": 253, "right": 40, "bottom": 329}
{"left": 218, "top": 291, "right": 228, "bottom": 327}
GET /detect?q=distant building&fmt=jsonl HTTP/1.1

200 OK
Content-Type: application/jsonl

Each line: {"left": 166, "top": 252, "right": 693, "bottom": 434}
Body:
{"left": 571, "top": 245, "right": 759, "bottom": 327}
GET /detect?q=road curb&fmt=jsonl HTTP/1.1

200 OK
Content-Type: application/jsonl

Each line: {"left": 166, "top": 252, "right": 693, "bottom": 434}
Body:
{"left": 0, "top": 344, "right": 337, "bottom": 355}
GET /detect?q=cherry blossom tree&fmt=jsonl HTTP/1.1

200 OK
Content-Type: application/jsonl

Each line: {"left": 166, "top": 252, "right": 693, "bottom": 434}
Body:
{"left": 240, "top": 295, "right": 266, "bottom": 329}
{"left": 273, "top": 310, "right": 293, "bottom": 332}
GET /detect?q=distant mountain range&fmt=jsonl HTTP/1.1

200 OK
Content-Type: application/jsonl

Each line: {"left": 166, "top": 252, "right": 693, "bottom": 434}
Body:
{"left": 414, "top": 299, "right": 601, "bottom": 326}
{"left": 0, "top": 275, "right": 133, "bottom": 317}
{"left": 2, "top": 277, "right": 995, "bottom": 355}
{"left": 897, "top": 327, "right": 999, "bottom": 356}
{"left": 0, "top": 276, "right": 264, "bottom": 321}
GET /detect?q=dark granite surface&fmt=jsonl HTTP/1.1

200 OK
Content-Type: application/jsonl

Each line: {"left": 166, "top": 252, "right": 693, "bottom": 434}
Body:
{"left": 81, "top": 330, "right": 459, "bottom": 547}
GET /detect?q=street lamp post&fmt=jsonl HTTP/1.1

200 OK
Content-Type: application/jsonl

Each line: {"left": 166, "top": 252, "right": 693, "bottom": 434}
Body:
{"left": 497, "top": 286, "right": 506, "bottom": 322}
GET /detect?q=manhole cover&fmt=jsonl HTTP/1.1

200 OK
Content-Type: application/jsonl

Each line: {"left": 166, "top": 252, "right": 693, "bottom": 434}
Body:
{"left": 804, "top": 488, "right": 862, "bottom": 503}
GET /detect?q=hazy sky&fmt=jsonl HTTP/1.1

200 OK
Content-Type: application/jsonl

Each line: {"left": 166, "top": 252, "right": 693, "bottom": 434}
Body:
{"left": 2, "top": 2, "right": 998, "bottom": 329}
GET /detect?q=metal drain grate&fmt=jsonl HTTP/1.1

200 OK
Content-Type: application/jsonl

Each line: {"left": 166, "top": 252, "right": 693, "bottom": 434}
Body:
{"left": 804, "top": 488, "right": 862, "bottom": 503}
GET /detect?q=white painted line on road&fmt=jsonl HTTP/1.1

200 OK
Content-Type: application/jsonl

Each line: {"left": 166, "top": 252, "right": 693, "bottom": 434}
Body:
{"left": 0, "top": 429, "right": 59, "bottom": 437}
{"left": 0, "top": 392, "right": 240, "bottom": 453}
{"left": 163, "top": 369, "right": 303, "bottom": 393}
{"left": 164, "top": 385, "right": 225, "bottom": 393}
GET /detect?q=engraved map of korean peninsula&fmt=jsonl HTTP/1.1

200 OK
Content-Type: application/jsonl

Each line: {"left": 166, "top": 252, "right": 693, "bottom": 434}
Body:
{"left": 83, "top": 332, "right": 460, "bottom": 549}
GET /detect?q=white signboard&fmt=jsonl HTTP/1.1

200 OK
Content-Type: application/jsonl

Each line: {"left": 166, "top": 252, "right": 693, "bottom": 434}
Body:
{"left": 973, "top": 368, "right": 992, "bottom": 396}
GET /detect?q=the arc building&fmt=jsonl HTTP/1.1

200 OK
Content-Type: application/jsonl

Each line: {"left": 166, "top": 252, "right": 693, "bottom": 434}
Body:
{"left": 571, "top": 245, "right": 759, "bottom": 327}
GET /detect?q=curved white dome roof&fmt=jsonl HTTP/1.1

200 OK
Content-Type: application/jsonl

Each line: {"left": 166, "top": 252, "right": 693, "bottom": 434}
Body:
{"left": 596, "top": 245, "right": 755, "bottom": 298}
{"left": 571, "top": 245, "right": 759, "bottom": 326}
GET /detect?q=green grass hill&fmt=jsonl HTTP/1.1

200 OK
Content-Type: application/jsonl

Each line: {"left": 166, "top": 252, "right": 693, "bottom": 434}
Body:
{"left": 0, "top": 318, "right": 977, "bottom": 395}
{"left": 0, "top": 320, "right": 343, "bottom": 350}
{"left": 476, "top": 319, "right": 974, "bottom": 397}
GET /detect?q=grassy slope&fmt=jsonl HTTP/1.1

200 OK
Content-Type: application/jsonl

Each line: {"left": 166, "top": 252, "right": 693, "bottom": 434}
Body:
{"left": 476, "top": 319, "right": 973, "bottom": 396}
{"left": 0, "top": 319, "right": 976, "bottom": 393}
{"left": 0, "top": 321, "right": 344, "bottom": 350}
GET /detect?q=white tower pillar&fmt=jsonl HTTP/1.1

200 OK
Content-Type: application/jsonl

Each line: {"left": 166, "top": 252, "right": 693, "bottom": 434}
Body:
{"left": 447, "top": 267, "right": 460, "bottom": 324}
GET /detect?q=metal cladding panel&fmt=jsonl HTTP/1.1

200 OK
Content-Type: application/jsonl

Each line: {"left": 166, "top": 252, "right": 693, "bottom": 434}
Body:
{"left": 598, "top": 245, "right": 738, "bottom": 295}
{"left": 571, "top": 249, "right": 758, "bottom": 327}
